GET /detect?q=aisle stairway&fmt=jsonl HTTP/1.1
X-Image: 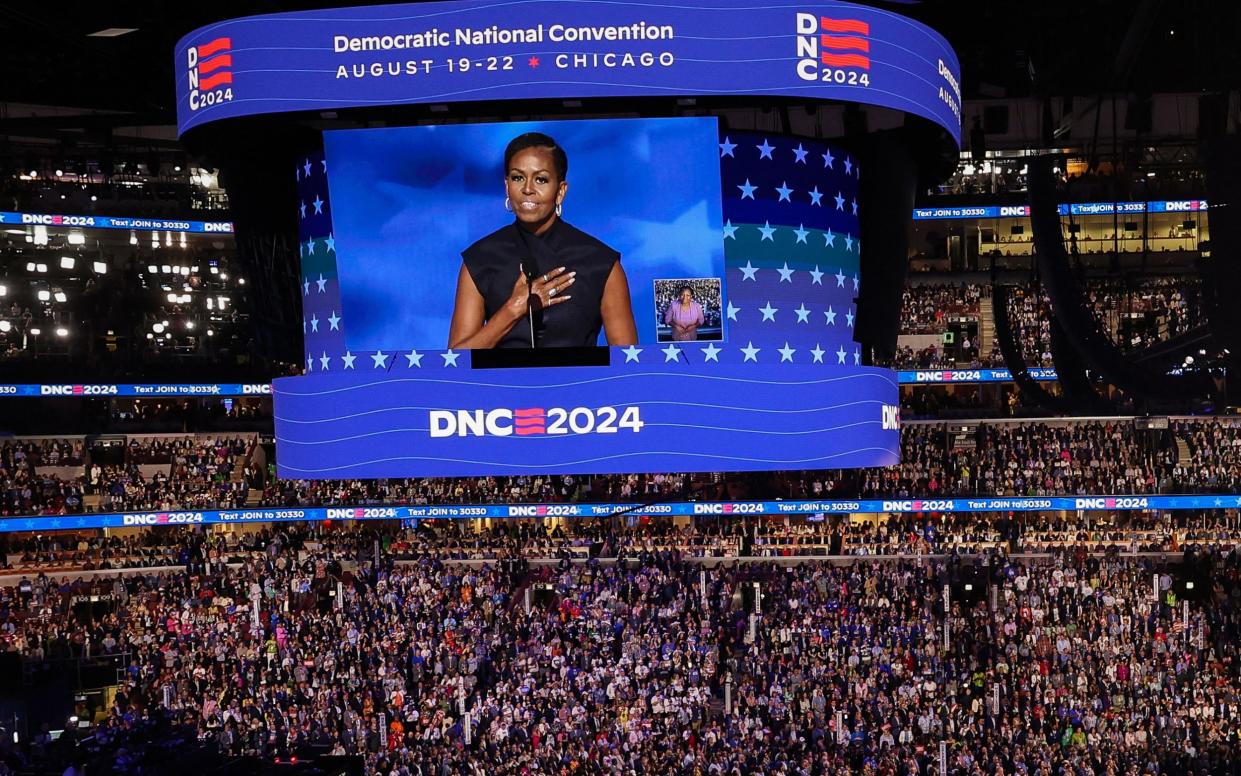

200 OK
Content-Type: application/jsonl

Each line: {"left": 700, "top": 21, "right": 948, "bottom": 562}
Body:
{"left": 978, "top": 297, "right": 994, "bottom": 356}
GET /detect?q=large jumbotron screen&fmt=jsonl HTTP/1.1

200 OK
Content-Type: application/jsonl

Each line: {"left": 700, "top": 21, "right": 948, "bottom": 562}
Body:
{"left": 276, "top": 118, "right": 901, "bottom": 479}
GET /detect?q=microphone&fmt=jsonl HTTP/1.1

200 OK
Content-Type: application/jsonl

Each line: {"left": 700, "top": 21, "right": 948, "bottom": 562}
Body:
{"left": 520, "top": 259, "right": 538, "bottom": 348}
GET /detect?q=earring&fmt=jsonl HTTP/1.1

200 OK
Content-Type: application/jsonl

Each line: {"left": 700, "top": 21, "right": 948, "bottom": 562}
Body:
{"left": 555, "top": 202, "right": 563, "bottom": 218}
{"left": 504, "top": 197, "right": 513, "bottom": 213}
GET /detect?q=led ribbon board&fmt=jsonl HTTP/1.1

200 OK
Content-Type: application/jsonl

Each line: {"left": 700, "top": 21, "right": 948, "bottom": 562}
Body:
{"left": 2, "top": 494, "right": 1236, "bottom": 533}
{"left": 174, "top": 0, "right": 961, "bottom": 144}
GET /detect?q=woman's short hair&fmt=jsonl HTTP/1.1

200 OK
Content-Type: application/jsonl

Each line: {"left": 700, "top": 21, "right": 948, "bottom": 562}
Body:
{"left": 504, "top": 133, "right": 568, "bottom": 180}
{"left": 678, "top": 285, "right": 694, "bottom": 298}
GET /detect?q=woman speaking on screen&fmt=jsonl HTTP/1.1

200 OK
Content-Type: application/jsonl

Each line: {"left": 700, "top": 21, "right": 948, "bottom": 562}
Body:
{"left": 448, "top": 132, "right": 638, "bottom": 349}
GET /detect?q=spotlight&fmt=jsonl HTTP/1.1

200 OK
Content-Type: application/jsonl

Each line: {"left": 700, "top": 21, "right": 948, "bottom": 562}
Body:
{"left": 147, "top": 265, "right": 158, "bottom": 274}
{"left": 36, "top": 264, "right": 47, "bottom": 273}
{"left": 186, "top": 321, "right": 195, "bottom": 330}
{"left": 0, "top": 284, "right": 6, "bottom": 296}
{"left": 25, "top": 262, "right": 35, "bottom": 272}
{"left": 161, "top": 265, "right": 171, "bottom": 274}
{"left": 55, "top": 328, "right": 68, "bottom": 338}
{"left": 152, "top": 323, "right": 165, "bottom": 333}
{"left": 167, "top": 293, "right": 178, "bottom": 303}
{"left": 206, "top": 329, "right": 214, "bottom": 336}
{"left": 90, "top": 195, "right": 97, "bottom": 202}
{"left": 59, "top": 256, "right": 76, "bottom": 270}
{"left": 0, "top": 321, "right": 9, "bottom": 332}
{"left": 53, "top": 291, "right": 67, "bottom": 303}
{"left": 29, "top": 328, "right": 40, "bottom": 336}
{"left": 93, "top": 261, "right": 108, "bottom": 274}
{"left": 37, "top": 290, "right": 50, "bottom": 302}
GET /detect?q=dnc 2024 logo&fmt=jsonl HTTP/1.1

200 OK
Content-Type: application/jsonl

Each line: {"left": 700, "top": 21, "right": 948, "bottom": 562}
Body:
{"left": 795, "top": 13, "right": 871, "bottom": 86}
{"left": 186, "top": 36, "right": 234, "bottom": 111}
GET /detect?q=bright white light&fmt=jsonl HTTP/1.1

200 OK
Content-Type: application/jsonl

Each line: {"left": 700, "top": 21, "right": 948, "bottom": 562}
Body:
{"left": 55, "top": 327, "right": 68, "bottom": 338}
{"left": 0, "top": 284, "right": 6, "bottom": 296}
{"left": 130, "top": 232, "right": 139, "bottom": 245}
{"left": 55, "top": 169, "right": 63, "bottom": 177}
{"left": 162, "top": 320, "right": 169, "bottom": 327}
{"left": 220, "top": 273, "right": 229, "bottom": 281}
{"left": 151, "top": 235, "right": 160, "bottom": 249}
{"left": 0, "top": 321, "right": 9, "bottom": 332}
{"left": 25, "top": 262, "right": 35, "bottom": 272}
{"left": 210, "top": 266, "right": 219, "bottom": 275}
{"left": 165, "top": 231, "right": 172, "bottom": 247}
{"left": 161, "top": 265, "right": 171, "bottom": 274}
{"left": 238, "top": 278, "right": 245, "bottom": 285}
{"left": 37, "top": 290, "right": 50, "bottom": 302}
{"left": 29, "top": 328, "right": 40, "bottom": 336}
{"left": 90, "top": 195, "right": 97, "bottom": 202}
{"left": 167, "top": 293, "right": 178, "bottom": 303}
{"left": 206, "top": 298, "right": 214, "bottom": 310}
{"left": 217, "top": 296, "right": 228, "bottom": 308}
{"left": 163, "top": 333, "right": 171, "bottom": 340}
{"left": 186, "top": 321, "right": 195, "bottom": 330}
{"left": 152, "top": 323, "right": 165, "bottom": 334}
{"left": 53, "top": 291, "right": 67, "bottom": 303}
{"left": 59, "top": 256, "right": 76, "bottom": 270}
{"left": 36, "top": 264, "right": 47, "bottom": 273}
{"left": 206, "top": 329, "right": 214, "bottom": 336}
{"left": 33, "top": 225, "right": 48, "bottom": 246}
{"left": 93, "top": 261, "right": 108, "bottom": 274}
{"left": 67, "top": 233, "right": 85, "bottom": 246}
{"left": 191, "top": 265, "right": 199, "bottom": 273}
{"left": 180, "top": 266, "right": 190, "bottom": 276}
{"left": 147, "top": 265, "right": 158, "bottom": 274}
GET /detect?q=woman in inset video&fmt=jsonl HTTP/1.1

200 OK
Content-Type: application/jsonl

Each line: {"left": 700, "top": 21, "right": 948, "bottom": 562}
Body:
{"left": 448, "top": 132, "right": 638, "bottom": 349}
{"left": 664, "top": 285, "right": 705, "bottom": 342}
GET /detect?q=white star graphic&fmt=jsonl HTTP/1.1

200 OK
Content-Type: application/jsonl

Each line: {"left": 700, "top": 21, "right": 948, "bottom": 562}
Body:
{"left": 405, "top": 350, "right": 423, "bottom": 367}
{"left": 835, "top": 269, "right": 846, "bottom": 287}
{"left": 822, "top": 149, "right": 835, "bottom": 168}
{"left": 303, "top": 158, "right": 312, "bottom": 177}
{"left": 793, "top": 224, "right": 809, "bottom": 244}
{"left": 844, "top": 234, "right": 854, "bottom": 252}
{"left": 319, "top": 352, "right": 331, "bottom": 370}
{"left": 825, "top": 306, "right": 837, "bottom": 325}
{"left": 836, "top": 346, "right": 847, "bottom": 364}
{"left": 759, "top": 302, "right": 778, "bottom": 322}
{"left": 844, "top": 157, "right": 853, "bottom": 175}
{"left": 810, "top": 344, "right": 825, "bottom": 363}
{"left": 662, "top": 344, "right": 682, "bottom": 362}
{"left": 441, "top": 350, "right": 461, "bottom": 367}
{"left": 621, "top": 345, "right": 643, "bottom": 363}
{"left": 306, "top": 238, "right": 315, "bottom": 255}
{"left": 778, "top": 343, "right": 796, "bottom": 362}
{"left": 312, "top": 195, "right": 324, "bottom": 215}
{"left": 852, "top": 198, "right": 858, "bottom": 215}
{"left": 328, "top": 311, "right": 341, "bottom": 330}
{"left": 775, "top": 182, "right": 793, "bottom": 202}
{"left": 309, "top": 314, "right": 319, "bottom": 332}
{"left": 741, "top": 342, "right": 761, "bottom": 362}
{"left": 846, "top": 309, "right": 855, "bottom": 327}
{"left": 757, "top": 138, "right": 775, "bottom": 159}
{"left": 834, "top": 191, "right": 846, "bottom": 210}
{"left": 777, "top": 263, "right": 794, "bottom": 283}
{"left": 341, "top": 351, "right": 357, "bottom": 369}
{"left": 737, "top": 179, "right": 758, "bottom": 199}
{"left": 794, "top": 304, "right": 810, "bottom": 323}
{"left": 808, "top": 186, "right": 823, "bottom": 206}
{"left": 719, "top": 137, "right": 737, "bottom": 157}
{"left": 299, "top": 201, "right": 306, "bottom": 219}
{"left": 852, "top": 274, "right": 860, "bottom": 290}
{"left": 303, "top": 278, "right": 310, "bottom": 296}
{"left": 722, "top": 220, "right": 738, "bottom": 240}
{"left": 824, "top": 229, "right": 836, "bottom": 248}
{"left": 793, "top": 143, "right": 808, "bottom": 163}
{"left": 371, "top": 351, "right": 389, "bottom": 368}
{"left": 324, "top": 233, "right": 336, "bottom": 253}
{"left": 701, "top": 343, "right": 721, "bottom": 362}
{"left": 316, "top": 274, "right": 327, "bottom": 292}
{"left": 810, "top": 266, "right": 824, "bottom": 285}
{"left": 306, "top": 353, "right": 314, "bottom": 372}
{"left": 726, "top": 302, "right": 740, "bottom": 321}
{"left": 758, "top": 221, "right": 776, "bottom": 241}
{"left": 853, "top": 348, "right": 861, "bottom": 365}
{"left": 739, "top": 261, "right": 759, "bottom": 281}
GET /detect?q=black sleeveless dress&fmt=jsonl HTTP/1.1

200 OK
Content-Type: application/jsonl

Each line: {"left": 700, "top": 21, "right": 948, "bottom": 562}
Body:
{"left": 460, "top": 219, "right": 619, "bottom": 348}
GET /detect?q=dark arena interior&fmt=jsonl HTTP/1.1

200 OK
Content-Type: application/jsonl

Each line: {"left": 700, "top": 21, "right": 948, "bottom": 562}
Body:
{"left": 1, "top": 1, "right": 1241, "bottom": 774}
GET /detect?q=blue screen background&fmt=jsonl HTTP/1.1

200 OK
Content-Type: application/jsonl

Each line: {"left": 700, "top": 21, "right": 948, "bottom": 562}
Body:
{"left": 322, "top": 117, "right": 725, "bottom": 350}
